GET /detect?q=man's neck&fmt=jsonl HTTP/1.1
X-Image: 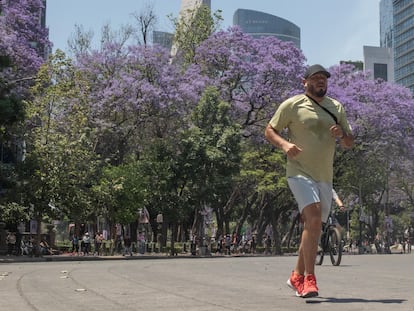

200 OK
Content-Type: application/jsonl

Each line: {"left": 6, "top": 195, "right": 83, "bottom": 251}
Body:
{"left": 306, "top": 92, "right": 324, "bottom": 103}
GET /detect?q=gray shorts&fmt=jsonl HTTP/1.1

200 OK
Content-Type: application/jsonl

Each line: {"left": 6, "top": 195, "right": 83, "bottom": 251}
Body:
{"left": 287, "top": 175, "right": 333, "bottom": 222}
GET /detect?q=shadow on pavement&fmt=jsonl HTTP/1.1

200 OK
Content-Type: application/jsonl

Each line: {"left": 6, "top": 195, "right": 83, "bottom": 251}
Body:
{"left": 306, "top": 297, "right": 407, "bottom": 304}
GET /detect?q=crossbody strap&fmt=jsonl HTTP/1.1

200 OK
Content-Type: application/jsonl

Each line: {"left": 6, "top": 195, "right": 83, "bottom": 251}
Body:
{"left": 306, "top": 95, "right": 338, "bottom": 124}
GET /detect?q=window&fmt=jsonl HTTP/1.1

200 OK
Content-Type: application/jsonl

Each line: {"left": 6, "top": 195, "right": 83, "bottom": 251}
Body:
{"left": 374, "top": 63, "right": 388, "bottom": 81}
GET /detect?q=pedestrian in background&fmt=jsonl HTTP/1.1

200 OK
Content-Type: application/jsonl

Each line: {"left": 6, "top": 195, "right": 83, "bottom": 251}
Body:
{"left": 71, "top": 234, "right": 79, "bottom": 255}
{"left": 6, "top": 231, "right": 16, "bottom": 256}
{"left": 94, "top": 232, "right": 103, "bottom": 256}
{"left": 82, "top": 232, "right": 91, "bottom": 256}
{"left": 123, "top": 236, "right": 133, "bottom": 256}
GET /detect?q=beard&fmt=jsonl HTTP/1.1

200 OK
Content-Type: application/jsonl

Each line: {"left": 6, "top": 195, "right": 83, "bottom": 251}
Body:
{"left": 308, "top": 84, "right": 327, "bottom": 97}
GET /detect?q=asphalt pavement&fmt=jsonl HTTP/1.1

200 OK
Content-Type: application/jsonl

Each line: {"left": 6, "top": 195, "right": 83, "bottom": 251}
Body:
{"left": 0, "top": 253, "right": 413, "bottom": 311}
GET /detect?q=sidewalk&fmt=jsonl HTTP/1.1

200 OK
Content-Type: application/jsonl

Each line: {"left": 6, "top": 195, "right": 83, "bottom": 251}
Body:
{"left": 2, "top": 248, "right": 411, "bottom": 263}
{"left": 0, "top": 250, "right": 267, "bottom": 263}
{"left": 0, "top": 251, "right": 191, "bottom": 263}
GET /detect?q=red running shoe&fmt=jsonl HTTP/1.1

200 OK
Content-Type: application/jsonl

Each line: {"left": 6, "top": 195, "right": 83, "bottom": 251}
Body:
{"left": 286, "top": 271, "right": 304, "bottom": 297}
{"left": 302, "top": 274, "right": 319, "bottom": 298}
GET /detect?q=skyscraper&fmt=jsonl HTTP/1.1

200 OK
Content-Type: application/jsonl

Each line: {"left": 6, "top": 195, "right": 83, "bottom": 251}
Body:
{"left": 178, "top": 0, "right": 211, "bottom": 22}
{"left": 380, "top": 0, "right": 414, "bottom": 91}
{"left": 233, "top": 9, "right": 300, "bottom": 49}
{"left": 380, "top": 0, "right": 394, "bottom": 48}
{"left": 393, "top": 0, "right": 414, "bottom": 92}
{"left": 171, "top": 0, "right": 211, "bottom": 56}
{"left": 180, "top": 0, "right": 211, "bottom": 15}
{"left": 39, "top": 0, "right": 50, "bottom": 59}
{"left": 153, "top": 31, "right": 174, "bottom": 50}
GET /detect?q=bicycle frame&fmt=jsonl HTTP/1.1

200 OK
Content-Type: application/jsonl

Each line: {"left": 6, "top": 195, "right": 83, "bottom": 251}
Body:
{"left": 316, "top": 213, "right": 342, "bottom": 266}
{"left": 286, "top": 210, "right": 343, "bottom": 266}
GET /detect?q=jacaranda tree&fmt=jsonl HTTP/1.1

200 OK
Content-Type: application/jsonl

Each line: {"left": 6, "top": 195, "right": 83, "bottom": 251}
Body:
{"left": 328, "top": 63, "right": 414, "bottom": 242}
{"left": 0, "top": 0, "right": 50, "bottom": 228}
{"left": 185, "top": 27, "right": 305, "bottom": 250}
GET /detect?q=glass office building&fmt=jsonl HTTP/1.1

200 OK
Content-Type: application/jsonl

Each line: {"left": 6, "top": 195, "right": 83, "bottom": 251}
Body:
{"left": 233, "top": 9, "right": 300, "bottom": 49}
{"left": 363, "top": 46, "right": 394, "bottom": 81}
{"left": 393, "top": 0, "right": 414, "bottom": 92}
{"left": 153, "top": 31, "right": 174, "bottom": 50}
{"left": 380, "top": 0, "right": 394, "bottom": 48}
{"left": 381, "top": 0, "right": 414, "bottom": 91}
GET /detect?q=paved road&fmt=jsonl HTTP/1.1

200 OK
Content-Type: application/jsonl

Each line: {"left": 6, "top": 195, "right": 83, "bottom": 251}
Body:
{"left": 0, "top": 254, "right": 413, "bottom": 311}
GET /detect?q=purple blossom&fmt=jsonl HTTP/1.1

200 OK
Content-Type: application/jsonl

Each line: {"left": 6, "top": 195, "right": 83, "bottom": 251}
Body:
{"left": 0, "top": 0, "right": 50, "bottom": 96}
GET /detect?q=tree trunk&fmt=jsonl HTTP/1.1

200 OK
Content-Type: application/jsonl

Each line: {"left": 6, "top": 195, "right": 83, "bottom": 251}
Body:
{"left": 170, "top": 222, "right": 177, "bottom": 256}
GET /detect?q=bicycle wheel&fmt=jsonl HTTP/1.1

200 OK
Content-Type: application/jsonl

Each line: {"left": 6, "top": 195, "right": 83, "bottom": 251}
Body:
{"left": 328, "top": 227, "right": 342, "bottom": 266}
{"left": 315, "top": 247, "right": 324, "bottom": 265}
{"left": 286, "top": 213, "right": 302, "bottom": 253}
{"left": 315, "top": 233, "right": 325, "bottom": 265}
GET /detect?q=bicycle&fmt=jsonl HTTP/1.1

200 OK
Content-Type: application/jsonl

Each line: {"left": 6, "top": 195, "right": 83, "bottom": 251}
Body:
{"left": 285, "top": 209, "right": 343, "bottom": 266}
{"left": 316, "top": 210, "right": 342, "bottom": 266}
{"left": 285, "top": 211, "right": 303, "bottom": 253}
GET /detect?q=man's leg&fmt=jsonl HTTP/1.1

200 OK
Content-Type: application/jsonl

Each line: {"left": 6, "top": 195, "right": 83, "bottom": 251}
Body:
{"left": 287, "top": 241, "right": 306, "bottom": 296}
{"left": 299, "top": 202, "right": 321, "bottom": 297}
{"left": 294, "top": 247, "right": 305, "bottom": 275}
{"left": 286, "top": 176, "right": 326, "bottom": 297}
{"left": 300, "top": 203, "right": 322, "bottom": 274}
{"left": 289, "top": 203, "right": 320, "bottom": 288}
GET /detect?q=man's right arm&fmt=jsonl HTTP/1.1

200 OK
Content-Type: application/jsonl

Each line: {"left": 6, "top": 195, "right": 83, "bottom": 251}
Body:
{"left": 264, "top": 124, "right": 302, "bottom": 158}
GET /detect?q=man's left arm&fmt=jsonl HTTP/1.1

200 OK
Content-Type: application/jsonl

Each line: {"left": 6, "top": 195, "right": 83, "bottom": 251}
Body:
{"left": 337, "top": 103, "right": 354, "bottom": 149}
{"left": 339, "top": 131, "right": 354, "bottom": 149}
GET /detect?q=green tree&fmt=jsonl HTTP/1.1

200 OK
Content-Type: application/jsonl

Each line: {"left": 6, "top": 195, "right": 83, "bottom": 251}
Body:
{"left": 171, "top": 4, "right": 222, "bottom": 68}
{"left": 131, "top": 2, "right": 157, "bottom": 46}
{"left": 22, "top": 50, "right": 100, "bottom": 233}
{"left": 235, "top": 143, "right": 294, "bottom": 254}
{"left": 179, "top": 87, "right": 241, "bottom": 240}
{"left": 92, "top": 161, "right": 148, "bottom": 241}
{"left": 0, "top": 56, "right": 26, "bottom": 222}
{"left": 137, "top": 139, "right": 191, "bottom": 255}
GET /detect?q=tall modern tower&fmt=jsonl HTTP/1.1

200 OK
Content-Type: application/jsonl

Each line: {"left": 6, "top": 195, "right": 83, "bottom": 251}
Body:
{"left": 380, "top": 0, "right": 414, "bottom": 91}
{"left": 380, "top": 0, "right": 394, "bottom": 48}
{"left": 171, "top": 0, "right": 211, "bottom": 56}
{"left": 153, "top": 31, "right": 174, "bottom": 50}
{"left": 233, "top": 9, "right": 300, "bottom": 49}
{"left": 40, "top": 0, "right": 50, "bottom": 59}
{"left": 179, "top": 0, "right": 211, "bottom": 15}
{"left": 393, "top": 0, "right": 414, "bottom": 92}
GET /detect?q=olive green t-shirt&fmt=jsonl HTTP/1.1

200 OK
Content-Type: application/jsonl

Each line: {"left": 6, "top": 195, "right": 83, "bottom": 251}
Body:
{"left": 269, "top": 94, "right": 352, "bottom": 183}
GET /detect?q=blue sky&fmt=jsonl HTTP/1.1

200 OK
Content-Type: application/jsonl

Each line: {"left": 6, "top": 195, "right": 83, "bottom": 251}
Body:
{"left": 46, "top": 0, "right": 380, "bottom": 67}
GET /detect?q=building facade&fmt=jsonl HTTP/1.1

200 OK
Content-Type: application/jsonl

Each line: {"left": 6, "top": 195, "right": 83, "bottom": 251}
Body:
{"left": 179, "top": 0, "right": 211, "bottom": 16}
{"left": 171, "top": 0, "right": 211, "bottom": 56}
{"left": 153, "top": 31, "right": 174, "bottom": 50}
{"left": 380, "top": 0, "right": 394, "bottom": 48}
{"left": 380, "top": 0, "right": 414, "bottom": 91}
{"left": 233, "top": 9, "right": 300, "bottom": 49}
{"left": 363, "top": 46, "right": 394, "bottom": 81}
{"left": 393, "top": 0, "right": 414, "bottom": 92}
{"left": 39, "top": 0, "right": 50, "bottom": 59}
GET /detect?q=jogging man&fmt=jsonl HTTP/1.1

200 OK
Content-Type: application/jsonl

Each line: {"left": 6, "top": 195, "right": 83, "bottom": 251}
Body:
{"left": 265, "top": 64, "right": 354, "bottom": 298}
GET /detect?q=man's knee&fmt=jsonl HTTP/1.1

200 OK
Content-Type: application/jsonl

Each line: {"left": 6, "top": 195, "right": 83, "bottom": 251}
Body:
{"left": 302, "top": 203, "right": 322, "bottom": 231}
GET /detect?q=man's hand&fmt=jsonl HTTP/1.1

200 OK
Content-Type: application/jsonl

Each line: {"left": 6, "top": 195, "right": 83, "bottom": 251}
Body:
{"left": 282, "top": 142, "right": 303, "bottom": 159}
{"left": 330, "top": 124, "right": 344, "bottom": 139}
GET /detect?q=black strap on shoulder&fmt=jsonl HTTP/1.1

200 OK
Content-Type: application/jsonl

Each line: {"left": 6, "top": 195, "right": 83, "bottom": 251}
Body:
{"left": 306, "top": 95, "right": 338, "bottom": 124}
